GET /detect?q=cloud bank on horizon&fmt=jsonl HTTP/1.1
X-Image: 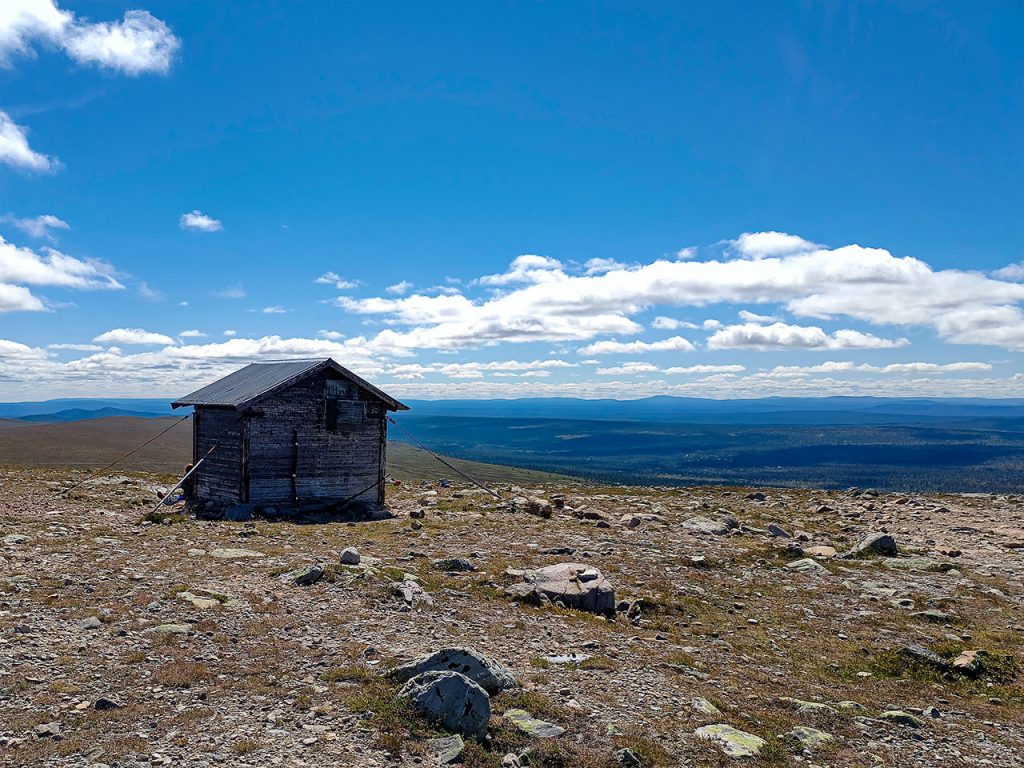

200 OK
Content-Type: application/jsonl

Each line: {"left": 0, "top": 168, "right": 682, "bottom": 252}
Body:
{"left": 1, "top": 228, "right": 1023, "bottom": 400}
{"left": 0, "top": 1, "right": 1020, "bottom": 400}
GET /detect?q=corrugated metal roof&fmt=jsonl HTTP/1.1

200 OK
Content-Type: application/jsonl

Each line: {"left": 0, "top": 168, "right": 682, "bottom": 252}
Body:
{"left": 171, "top": 359, "right": 408, "bottom": 411}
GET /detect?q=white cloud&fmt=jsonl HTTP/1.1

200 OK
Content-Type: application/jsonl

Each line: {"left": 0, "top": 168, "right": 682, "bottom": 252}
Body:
{"left": 596, "top": 362, "right": 660, "bottom": 375}
{"left": 577, "top": 336, "right": 695, "bottom": 355}
{"left": 0, "top": 235, "right": 122, "bottom": 312}
{"left": 665, "top": 364, "right": 747, "bottom": 374}
{"left": 3, "top": 213, "right": 69, "bottom": 240}
{"left": 675, "top": 247, "right": 697, "bottom": 260}
{"left": 702, "top": 319, "right": 722, "bottom": 330}
{"left": 93, "top": 328, "right": 175, "bottom": 346}
{"left": 261, "top": 305, "right": 287, "bottom": 314}
{"left": 222, "top": 329, "right": 237, "bottom": 337}
{"left": 138, "top": 281, "right": 162, "bottom": 301}
{"left": 179, "top": 210, "right": 222, "bottom": 232}
{"left": 386, "top": 280, "right": 413, "bottom": 295}
{"left": 477, "top": 254, "right": 564, "bottom": 286}
{"left": 584, "top": 257, "right": 627, "bottom": 275}
{"left": 315, "top": 271, "right": 360, "bottom": 290}
{"left": 730, "top": 231, "right": 818, "bottom": 259}
{"left": 178, "top": 329, "right": 206, "bottom": 338}
{"left": 651, "top": 316, "right": 698, "bottom": 330}
{"left": 216, "top": 283, "right": 245, "bottom": 299}
{"left": 763, "top": 361, "right": 993, "bottom": 378}
{"left": 993, "top": 263, "right": 1024, "bottom": 282}
{"left": 62, "top": 10, "right": 178, "bottom": 75}
{"left": 47, "top": 342, "right": 102, "bottom": 351}
{"left": 0, "top": 1, "right": 179, "bottom": 75}
{"left": 317, "top": 329, "right": 345, "bottom": 340}
{"left": 737, "top": 309, "right": 776, "bottom": 323}
{"left": 707, "top": 322, "right": 907, "bottom": 351}
{"left": 0, "top": 110, "right": 56, "bottom": 171}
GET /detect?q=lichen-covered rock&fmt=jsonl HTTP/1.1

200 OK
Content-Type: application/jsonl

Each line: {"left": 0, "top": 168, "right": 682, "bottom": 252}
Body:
{"left": 505, "top": 562, "right": 615, "bottom": 616}
{"left": 387, "top": 647, "right": 515, "bottom": 694}
{"left": 682, "top": 516, "right": 731, "bottom": 535}
{"left": 427, "top": 734, "right": 465, "bottom": 765}
{"left": 397, "top": 671, "right": 490, "bottom": 739}
{"left": 879, "top": 710, "right": 925, "bottom": 728}
{"left": 695, "top": 724, "right": 766, "bottom": 758}
{"left": 786, "top": 558, "right": 829, "bottom": 575}
{"left": 286, "top": 563, "right": 324, "bottom": 586}
{"left": 784, "top": 726, "right": 833, "bottom": 748}
{"left": 503, "top": 708, "right": 565, "bottom": 738}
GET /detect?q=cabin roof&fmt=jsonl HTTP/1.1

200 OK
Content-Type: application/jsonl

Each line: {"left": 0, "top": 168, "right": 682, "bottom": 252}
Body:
{"left": 171, "top": 359, "right": 409, "bottom": 411}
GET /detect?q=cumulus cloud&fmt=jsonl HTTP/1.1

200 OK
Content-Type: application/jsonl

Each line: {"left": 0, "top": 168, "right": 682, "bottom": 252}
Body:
{"left": 577, "top": 336, "right": 695, "bottom": 355}
{"left": 596, "top": 362, "right": 660, "bottom": 375}
{"left": 315, "top": 271, "right": 359, "bottom": 290}
{"left": 179, "top": 210, "right": 222, "bottom": 232}
{"left": 178, "top": 329, "right": 206, "bottom": 338}
{"left": 0, "top": 110, "right": 56, "bottom": 171}
{"left": 93, "top": 328, "right": 175, "bottom": 345}
{"left": 386, "top": 280, "right": 413, "bottom": 296}
{"left": 730, "top": 231, "right": 818, "bottom": 259}
{"left": 665, "top": 364, "right": 747, "bottom": 374}
{"left": 763, "top": 361, "right": 993, "bottom": 378}
{"left": 651, "top": 316, "right": 698, "bottom": 330}
{"left": 993, "top": 263, "right": 1024, "bottom": 282}
{"left": 0, "top": 1, "right": 179, "bottom": 75}
{"left": 707, "top": 322, "right": 907, "bottom": 351}
{"left": 477, "top": 254, "right": 564, "bottom": 286}
{"left": 584, "top": 257, "right": 627, "bottom": 275}
{"left": 317, "top": 329, "right": 345, "bottom": 340}
{"left": 3, "top": 213, "right": 69, "bottom": 239}
{"left": 0, "top": 235, "right": 122, "bottom": 311}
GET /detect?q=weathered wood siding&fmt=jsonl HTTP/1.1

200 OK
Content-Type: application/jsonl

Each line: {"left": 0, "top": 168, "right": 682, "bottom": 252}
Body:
{"left": 244, "top": 370, "right": 387, "bottom": 508}
{"left": 193, "top": 407, "right": 244, "bottom": 503}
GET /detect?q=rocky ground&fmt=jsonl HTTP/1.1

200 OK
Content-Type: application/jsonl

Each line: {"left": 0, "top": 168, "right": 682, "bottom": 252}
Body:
{"left": 1, "top": 466, "right": 1023, "bottom": 767}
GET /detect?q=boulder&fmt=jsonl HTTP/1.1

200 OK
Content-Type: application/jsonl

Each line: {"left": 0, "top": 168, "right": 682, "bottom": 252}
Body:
{"left": 397, "top": 671, "right": 490, "bottom": 739}
{"left": 505, "top": 562, "right": 616, "bottom": 616}
{"left": 843, "top": 533, "right": 897, "bottom": 558}
{"left": 766, "top": 523, "right": 791, "bottom": 538}
{"left": 387, "top": 647, "right": 515, "bottom": 694}
{"left": 952, "top": 649, "right": 985, "bottom": 675}
{"left": 879, "top": 710, "right": 925, "bottom": 728}
{"left": 784, "top": 726, "right": 833, "bottom": 749}
{"left": 427, "top": 734, "right": 465, "bottom": 765}
{"left": 786, "top": 558, "right": 829, "bottom": 575}
{"left": 340, "top": 547, "right": 361, "bottom": 565}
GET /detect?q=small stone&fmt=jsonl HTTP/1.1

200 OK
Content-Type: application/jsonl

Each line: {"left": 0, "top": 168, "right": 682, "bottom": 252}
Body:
{"left": 952, "top": 649, "right": 985, "bottom": 675}
{"left": 616, "top": 747, "right": 642, "bottom": 767}
{"left": 340, "top": 547, "right": 361, "bottom": 565}
{"left": 911, "top": 609, "right": 953, "bottom": 623}
{"left": 786, "top": 558, "right": 829, "bottom": 575}
{"left": 803, "top": 545, "right": 837, "bottom": 558}
{"left": 766, "top": 523, "right": 790, "bottom": 538}
{"left": 209, "top": 548, "right": 262, "bottom": 559}
{"left": 33, "top": 722, "right": 61, "bottom": 738}
{"left": 78, "top": 616, "right": 102, "bottom": 630}
{"left": 143, "top": 623, "right": 194, "bottom": 636}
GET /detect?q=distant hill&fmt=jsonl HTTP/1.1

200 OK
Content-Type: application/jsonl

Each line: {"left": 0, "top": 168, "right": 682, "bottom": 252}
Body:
{"left": 0, "top": 415, "right": 567, "bottom": 485}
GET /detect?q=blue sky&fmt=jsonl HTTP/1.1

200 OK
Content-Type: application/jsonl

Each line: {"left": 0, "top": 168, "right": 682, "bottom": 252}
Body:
{"left": 0, "top": 0, "right": 1022, "bottom": 400}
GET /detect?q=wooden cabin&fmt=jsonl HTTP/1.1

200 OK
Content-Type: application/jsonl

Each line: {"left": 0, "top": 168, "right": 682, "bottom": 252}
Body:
{"left": 172, "top": 359, "right": 408, "bottom": 512}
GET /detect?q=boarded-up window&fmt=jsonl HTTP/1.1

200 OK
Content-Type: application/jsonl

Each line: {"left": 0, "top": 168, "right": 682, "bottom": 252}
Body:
{"left": 326, "top": 381, "right": 366, "bottom": 431}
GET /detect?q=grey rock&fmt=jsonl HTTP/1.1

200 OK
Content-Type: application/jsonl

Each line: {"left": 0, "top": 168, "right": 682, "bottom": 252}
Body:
{"left": 844, "top": 532, "right": 897, "bottom": 558}
{"left": 616, "top": 747, "right": 642, "bottom": 767}
{"left": 33, "top": 722, "right": 61, "bottom": 738}
{"left": 505, "top": 562, "right": 615, "bottom": 616}
{"left": 94, "top": 697, "right": 122, "bottom": 711}
{"left": 784, "top": 726, "right": 833, "bottom": 748}
{"left": 433, "top": 557, "right": 476, "bottom": 572}
{"left": 387, "top": 647, "right": 516, "bottom": 694}
{"left": 682, "top": 516, "right": 731, "bottom": 535}
{"left": 879, "top": 710, "right": 926, "bottom": 728}
{"left": 767, "top": 523, "right": 791, "bottom": 538}
{"left": 694, "top": 724, "right": 766, "bottom": 758}
{"left": 786, "top": 558, "right": 829, "bottom": 575}
{"left": 427, "top": 734, "right": 465, "bottom": 765}
{"left": 397, "top": 671, "right": 490, "bottom": 739}
{"left": 287, "top": 564, "right": 324, "bottom": 586}
{"left": 223, "top": 505, "right": 253, "bottom": 522}
{"left": 78, "top": 616, "right": 102, "bottom": 630}
{"left": 340, "top": 547, "right": 361, "bottom": 565}
{"left": 692, "top": 697, "right": 723, "bottom": 717}
{"left": 898, "top": 645, "right": 949, "bottom": 671}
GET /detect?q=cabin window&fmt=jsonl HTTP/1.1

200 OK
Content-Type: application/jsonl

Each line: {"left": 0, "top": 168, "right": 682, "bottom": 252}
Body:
{"left": 325, "top": 379, "right": 366, "bottom": 431}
